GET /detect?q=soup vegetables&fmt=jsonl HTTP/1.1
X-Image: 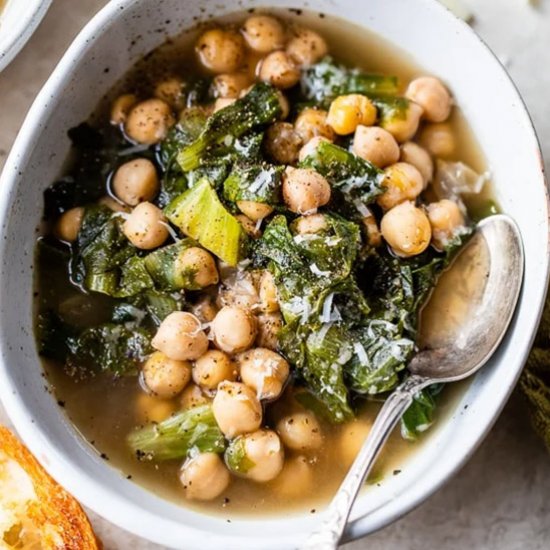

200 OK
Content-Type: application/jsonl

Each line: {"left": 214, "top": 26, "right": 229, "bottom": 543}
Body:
{"left": 37, "top": 13, "right": 486, "bottom": 502}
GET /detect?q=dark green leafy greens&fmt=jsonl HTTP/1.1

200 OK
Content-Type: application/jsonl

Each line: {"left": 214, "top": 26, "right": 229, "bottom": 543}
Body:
{"left": 299, "top": 140, "right": 384, "bottom": 218}
{"left": 401, "top": 385, "right": 443, "bottom": 440}
{"left": 38, "top": 310, "right": 153, "bottom": 377}
{"left": 255, "top": 214, "right": 473, "bottom": 423}
{"left": 128, "top": 405, "right": 226, "bottom": 461}
{"left": 177, "top": 83, "right": 282, "bottom": 172}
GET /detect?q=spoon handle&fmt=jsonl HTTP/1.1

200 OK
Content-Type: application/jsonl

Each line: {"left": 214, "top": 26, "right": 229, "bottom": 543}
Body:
{"left": 300, "top": 374, "right": 431, "bottom": 550}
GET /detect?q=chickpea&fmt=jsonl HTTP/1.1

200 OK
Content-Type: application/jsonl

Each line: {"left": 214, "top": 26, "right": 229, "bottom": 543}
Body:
{"left": 135, "top": 393, "right": 176, "bottom": 424}
{"left": 122, "top": 202, "right": 168, "bottom": 250}
{"left": 272, "top": 455, "right": 313, "bottom": 497}
{"left": 381, "top": 201, "right": 432, "bottom": 257}
{"left": 294, "top": 108, "right": 335, "bottom": 143}
{"left": 211, "top": 306, "right": 257, "bottom": 354}
{"left": 362, "top": 212, "right": 382, "bottom": 247}
{"left": 98, "top": 196, "right": 129, "bottom": 213}
{"left": 196, "top": 29, "right": 245, "bottom": 74}
{"left": 259, "top": 270, "right": 279, "bottom": 313}
{"left": 180, "top": 383, "right": 211, "bottom": 409}
{"left": 125, "top": 99, "right": 175, "bottom": 145}
{"left": 217, "top": 270, "right": 260, "bottom": 310}
{"left": 112, "top": 158, "right": 159, "bottom": 206}
{"left": 286, "top": 28, "right": 328, "bottom": 67}
{"left": 212, "top": 381, "right": 262, "bottom": 438}
{"left": 226, "top": 429, "right": 284, "bottom": 482}
{"left": 213, "top": 97, "right": 236, "bottom": 113}
{"left": 352, "top": 125, "right": 400, "bottom": 168}
{"left": 193, "top": 350, "right": 237, "bottom": 391}
{"left": 377, "top": 162, "right": 424, "bottom": 211}
{"left": 110, "top": 93, "right": 138, "bottom": 125}
{"left": 258, "top": 51, "right": 300, "bottom": 89}
{"left": 211, "top": 72, "right": 251, "bottom": 99}
{"left": 406, "top": 76, "right": 452, "bottom": 123}
{"left": 142, "top": 351, "right": 191, "bottom": 398}
{"left": 238, "top": 348, "right": 289, "bottom": 401}
{"left": 426, "top": 199, "right": 465, "bottom": 250}
{"left": 264, "top": 122, "right": 303, "bottom": 165}
{"left": 151, "top": 311, "right": 209, "bottom": 361}
{"left": 237, "top": 200, "right": 274, "bottom": 222}
{"left": 381, "top": 101, "right": 423, "bottom": 143}
{"left": 282, "top": 167, "right": 331, "bottom": 214}
{"left": 54, "top": 207, "right": 84, "bottom": 243}
{"left": 236, "top": 214, "right": 261, "bottom": 239}
{"left": 242, "top": 15, "right": 285, "bottom": 53}
{"left": 327, "top": 94, "right": 377, "bottom": 135}
{"left": 294, "top": 213, "right": 328, "bottom": 234}
{"left": 298, "top": 136, "right": 331, "bottom": 162}
{"left": 154, "top": 77, "right": 186, "bottom": 110}
{"left": 176, "top": 247, "right": 219, "bottom": 288}
{"left": 400, "top": 142, "right": 433, "bottom": 186}
{"left": 419, "top": 122, "right": 456, "bottom": 158}
{"left": 191, "top": 296, "right": 218, "bottom": 323}
{"left": 256, "top": 312, "right": 283, "bottom": 350}
{"left": 180, "top": 452, "right": 230, "bottom": 501}
{"left": 276, "top": 411, "right": 323, "bottom": 452}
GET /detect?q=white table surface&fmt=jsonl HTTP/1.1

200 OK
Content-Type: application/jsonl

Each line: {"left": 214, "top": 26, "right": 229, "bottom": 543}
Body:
{"left": 1, "top": 1, "right": 549, "bottom": 548}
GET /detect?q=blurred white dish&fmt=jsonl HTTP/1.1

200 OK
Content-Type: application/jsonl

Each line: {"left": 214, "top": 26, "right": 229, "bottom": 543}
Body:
{"left": 0, "top": 0, "right": 52, "bottom": 72}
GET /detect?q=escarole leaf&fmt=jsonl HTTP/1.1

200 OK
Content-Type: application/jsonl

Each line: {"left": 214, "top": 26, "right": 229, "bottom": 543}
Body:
{"left": 144, "top": 238, "right": 205, "bottom": 290}
{"left": 37, "top": 310, "right": 152, "bottom": 377}
{"left": 298, "top": 140, "right": 384, "bottom": 217}
{"left": 70, "top": 205, "right": 154, "bottom": 298}
{"left": 223, "top": 163, "right": 283, "bottom": 205}
{"left": 256, "top": 213, "right": 475, "bottom": 423}
{"left": 401, "top": 384, "right": 443, "bottom": 441}
{"left": 300, "top": 57, "right": 399, "bottom": 105}
{"left": 177, "top": 83, "right": 282, "bottom": 172}
{"left": 165, "top": 178, "right": 247, "bottom": 266}
{"left": 128, "top": 405, "right": 226, "bottom": 461}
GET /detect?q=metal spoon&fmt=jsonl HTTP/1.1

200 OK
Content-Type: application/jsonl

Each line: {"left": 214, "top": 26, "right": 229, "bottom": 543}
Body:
{"left": 301, "top": 214, "right": 524, "bottom": 550}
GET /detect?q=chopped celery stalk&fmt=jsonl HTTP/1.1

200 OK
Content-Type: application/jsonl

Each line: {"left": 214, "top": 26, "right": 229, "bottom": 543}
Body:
{"left": 224, "top": 436, "right": 256, "bottom": 475}
{"left": 165, "top": 178, "right": 247, "bottom": 266}
{"left": 128, "top": 405, "right": 226, "bottom": 461}
{"left": 144, "top": 238, "right": 204, "bottom": 290}
{"left": 177, "top": 83, "right": 282, "bottom": 172}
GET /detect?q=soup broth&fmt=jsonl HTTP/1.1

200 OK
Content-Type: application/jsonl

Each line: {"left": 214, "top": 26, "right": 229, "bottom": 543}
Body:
{"left": 36, "top": 8, "right": 496, "bottom": 518}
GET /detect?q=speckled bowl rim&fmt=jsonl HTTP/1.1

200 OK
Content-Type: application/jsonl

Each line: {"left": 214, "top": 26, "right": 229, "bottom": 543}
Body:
{"left": 0, "top": 0, "right": 548, "bottom": 548}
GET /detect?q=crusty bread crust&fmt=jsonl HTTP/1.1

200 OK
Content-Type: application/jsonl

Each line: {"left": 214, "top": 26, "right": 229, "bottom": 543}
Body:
{"left": 0, "top": 425, "right": 101, "bottom": 549}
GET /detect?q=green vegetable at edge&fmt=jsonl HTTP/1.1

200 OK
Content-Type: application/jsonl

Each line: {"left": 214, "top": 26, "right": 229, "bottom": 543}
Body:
{"left": 128, "top": 405, "right": 226, "bottom": 461}
{"left": 165, "top": 178, "right": 247, "bottom": 266}
{"left": 224, "top": 436, "right": 256, "bottom": 475}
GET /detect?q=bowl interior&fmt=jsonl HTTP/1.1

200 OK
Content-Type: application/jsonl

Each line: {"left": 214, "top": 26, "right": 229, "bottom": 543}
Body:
{"left": 0, "top": 0, "right": 547, "bottom": 549}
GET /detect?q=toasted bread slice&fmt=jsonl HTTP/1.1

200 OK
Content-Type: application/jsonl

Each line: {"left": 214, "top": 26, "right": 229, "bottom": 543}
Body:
{"left": 0, "top": 425, "right": 101, "bottom": 549}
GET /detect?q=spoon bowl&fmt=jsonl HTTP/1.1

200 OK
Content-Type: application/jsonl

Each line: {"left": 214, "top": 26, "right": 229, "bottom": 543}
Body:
{"left": 303, "top": 214, "right": 524, "bottom": 550}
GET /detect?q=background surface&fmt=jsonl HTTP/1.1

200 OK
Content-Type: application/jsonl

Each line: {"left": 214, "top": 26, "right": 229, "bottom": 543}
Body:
{"left": 0, "top": 1, "right": 549, "bottom": 548}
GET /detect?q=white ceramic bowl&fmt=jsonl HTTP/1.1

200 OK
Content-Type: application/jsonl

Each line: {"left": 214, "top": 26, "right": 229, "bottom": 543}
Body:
{"left": 0, "top": 1, "right": 547, "bottom": 548}
{"left": 0, "top": 0, "right": 52, "bottom": 72}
